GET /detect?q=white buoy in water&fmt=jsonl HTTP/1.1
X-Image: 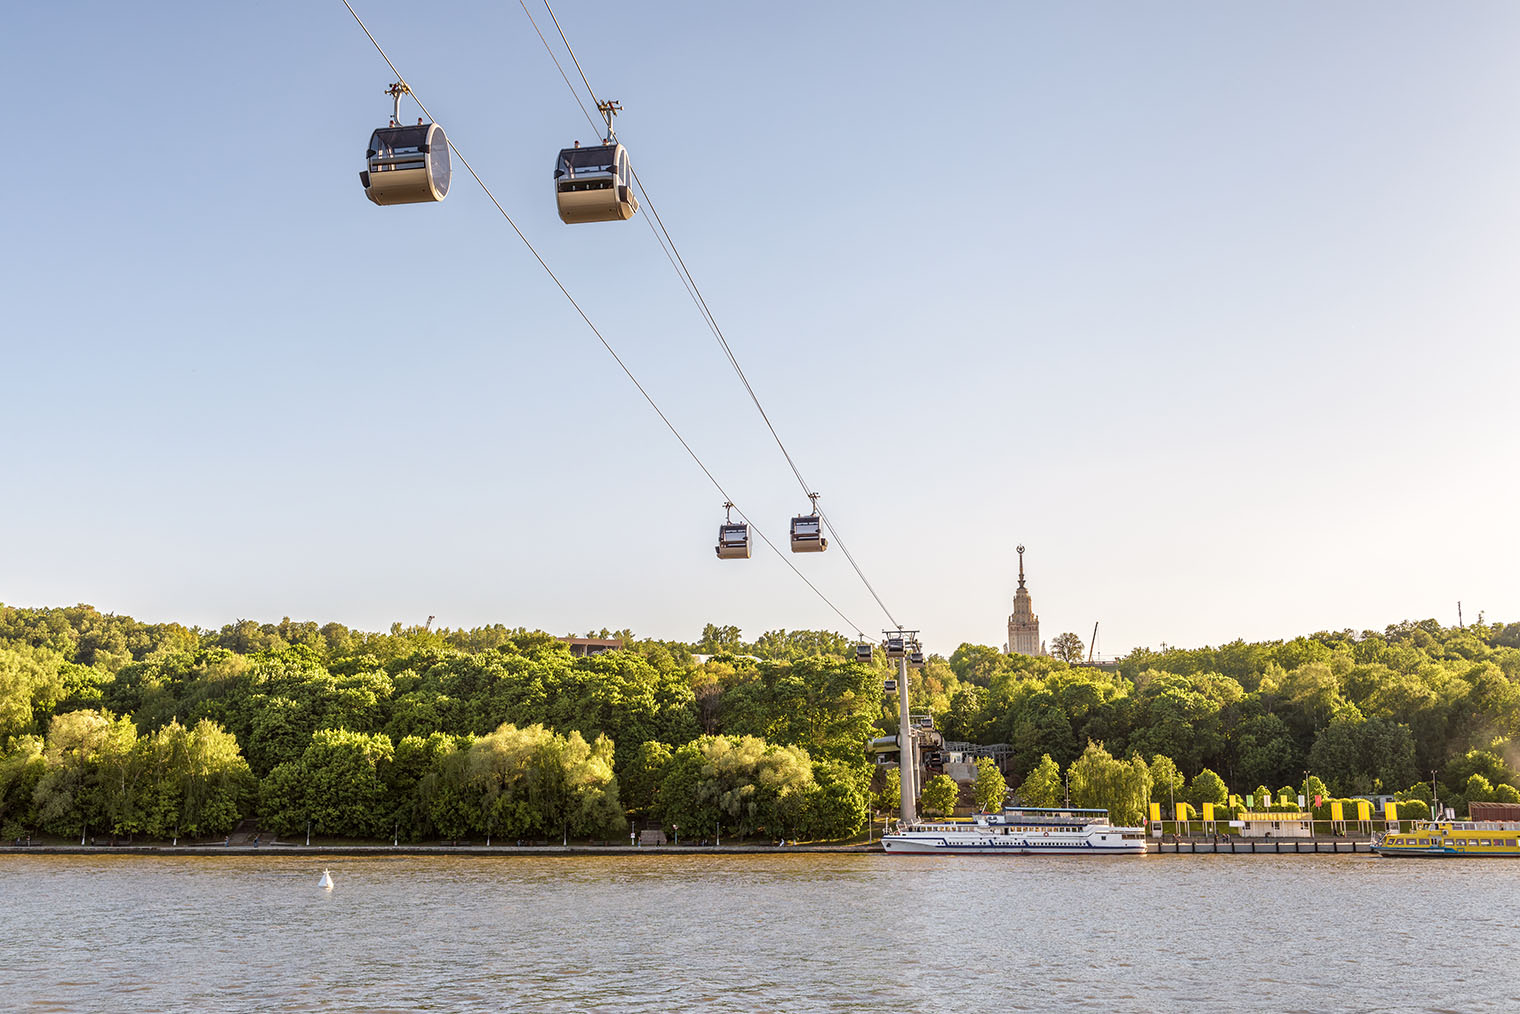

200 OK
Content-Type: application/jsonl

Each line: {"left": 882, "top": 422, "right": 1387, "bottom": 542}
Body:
{"left": 318, "top": 869, "right": 333, "bottom": 891}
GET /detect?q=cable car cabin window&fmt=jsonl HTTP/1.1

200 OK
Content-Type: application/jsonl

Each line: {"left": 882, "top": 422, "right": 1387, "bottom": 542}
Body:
{"left": 370, "top": 126, "right": 431, "bottom": 166}
{"left": 556, "top": 145, "right": 619, "bottom": 178}
{"left": 430, "top": 133, "right": 451, "bottom": 194}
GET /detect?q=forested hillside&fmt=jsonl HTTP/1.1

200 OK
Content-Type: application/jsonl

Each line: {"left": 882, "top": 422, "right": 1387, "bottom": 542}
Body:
{"left": 2, "top": 604, "right": 1517, "bottom": 840}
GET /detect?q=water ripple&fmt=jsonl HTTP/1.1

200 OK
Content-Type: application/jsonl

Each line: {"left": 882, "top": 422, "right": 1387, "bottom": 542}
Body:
{"left": 3, "top": 853, "right": 1520, "bottom": 1012}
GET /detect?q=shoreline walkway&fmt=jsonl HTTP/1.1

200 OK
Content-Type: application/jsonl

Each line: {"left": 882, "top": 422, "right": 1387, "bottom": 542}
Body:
{"left": 1, "top": 837, "right": 1378, "bottom": 857}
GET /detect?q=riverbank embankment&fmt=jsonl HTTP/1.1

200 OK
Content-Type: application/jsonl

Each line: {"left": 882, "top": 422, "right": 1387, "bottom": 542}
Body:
{"left": 0, "top": 842, "right": 875, "bottom": 856}
{"left": 1, "top": 838, "right": 1379, "bottom": 857}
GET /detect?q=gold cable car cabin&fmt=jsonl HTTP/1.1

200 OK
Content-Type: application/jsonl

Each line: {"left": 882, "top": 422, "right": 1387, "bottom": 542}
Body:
{"left": 715, "top": 502, "right": 750, "bottom": 559}
{"left": 554, "top": 142, "right": 637, "bottom": 224}
{"left": 361, "top": 85, "right": 449, "bottom": 206}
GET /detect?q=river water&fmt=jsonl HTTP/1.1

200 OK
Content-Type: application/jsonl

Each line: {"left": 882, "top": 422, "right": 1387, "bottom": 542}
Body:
{"left": 2, "top": 852, "right": 1517, "bottom": 1012}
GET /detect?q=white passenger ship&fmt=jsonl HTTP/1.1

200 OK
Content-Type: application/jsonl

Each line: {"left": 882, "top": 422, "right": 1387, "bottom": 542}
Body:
{"left": 882, "top": 806, "right": 1147, "bottom": 855}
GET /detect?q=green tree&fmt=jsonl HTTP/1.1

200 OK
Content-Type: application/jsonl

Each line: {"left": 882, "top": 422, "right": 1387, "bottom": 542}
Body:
{"left": 1067, "top": 742, "right": 1151, "bottom": 826}
{"left": 621, "top": 740, "right": 673, "bottom": 820}
{"left": 1050, "top": 632, "right": 1085, "bottom": 663}
{"left": 1187, "top": 768, "right": 1228, "bottom": 809}
{"left": 657, "top": 735, "right": 815, "bottom": 839}
{"left": 32, "top": 709, "right": 139, "bottom": 837}
{"left": 1232, "top": 713, "right": 1299, "bottom": 790}
{"left": 1017, "top": 754, "right": 1062, "bottom": 807}
{"left": 139, "top": 719, "right": 254, "bottom": 839}
{"left": 260, "top": 729, "right": 394, "bottom": 838}
{"left": 948, "top": 643, "right": 1007, "bottom": 685}
{"left": 1149, "top": 755, "right": 1184, "bottom": 806}
{"left": 0, "top": 735, "right": 46, "bottom": 836}
{"left": 711, "top": 656, "right": 880, "bottom": 764}
{"left": 1464, "top": 774, "right": 1494, "bottom": 801}
{"left": 0, "top": 647, "right": 64, "bottom": 741}
{"left": 872, "top": 766, "right": 900, "bottom": 815}
{"left": 1307, "top": 716, "right": 1417, "bottom": 796}
{"left": 942, "top": 684, "right": 989, "bottom": 743}
{"left": 972, "top": 758, "right": 1007, "bottom": 813}
{"left": 697, "top": 624, "right": 743, "bottom": 654}
{"left": 389, "top": 731, "right": 464, "bottom": 841}
{"left": 920, "top": 774, "right": 959, "bottom": 817}
{"left": 798, "top": 759, "right": 868, "bottom": 840}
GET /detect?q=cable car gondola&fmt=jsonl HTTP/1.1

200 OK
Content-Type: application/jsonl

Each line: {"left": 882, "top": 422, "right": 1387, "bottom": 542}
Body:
{"left": 908, "top": 649, "right": 925, "bottom": 669}
{"left": 555, "top": 101, "right": 638, "bottom": 224}
{"left": 361, "top": 83, "right": 450, "bottom": 206}
{"left": 790, "top": 493, "right": 827, "bottom": 553}
{"left": 883, "top": 678, "right": 898, "bottom": 695}
{"left": 855, "top": 642, "right": 874, "bottom": 663}
{"left": 715, "top": 501, "right": 750, "bottom": 560}
{"left": 883, "top": 634, "right": 907, "bottom": 658}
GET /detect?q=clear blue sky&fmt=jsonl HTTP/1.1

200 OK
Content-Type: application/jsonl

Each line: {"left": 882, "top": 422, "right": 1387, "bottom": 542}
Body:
{"left": 5, "top": 2, "right": 1518, "bottom": 657}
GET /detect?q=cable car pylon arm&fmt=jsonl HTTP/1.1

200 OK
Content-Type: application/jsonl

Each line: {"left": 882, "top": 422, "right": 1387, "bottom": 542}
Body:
{"left": 384, "top": 81, "right": 412, "bottom": 126}
{"left": 597, "top": 99, "right": 622, "bottom": 142}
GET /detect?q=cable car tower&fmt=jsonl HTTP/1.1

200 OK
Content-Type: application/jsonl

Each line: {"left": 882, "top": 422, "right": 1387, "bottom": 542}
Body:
{"left": 885, "top": 629, "right": 920, "bottom": 825}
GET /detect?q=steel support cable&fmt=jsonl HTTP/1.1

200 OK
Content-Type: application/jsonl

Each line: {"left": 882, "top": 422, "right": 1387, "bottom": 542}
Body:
{"left": 542, "top": 0, "right": 601, "bottom": 121}
{"left": 518, "top": 0, "right": 601, "bottom": 138}
{"left": 338, "top": 0, "right": 864, "bottom": 636}
{"left": 517, "top": 4, "right": 707, "bottom": 315}
{"left": 632, "top": 170, "right": 904, "bottom": 632}
{"left": 531, "top": 0, "right": 904, "bottom": 631}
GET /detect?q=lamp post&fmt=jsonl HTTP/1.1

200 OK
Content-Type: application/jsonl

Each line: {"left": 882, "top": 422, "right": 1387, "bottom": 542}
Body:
{"left": 1304, "top": 769, "right": 1311, "bottom": 836}
{"left": 673, "top": 824, "right": 680, "bottom": 847}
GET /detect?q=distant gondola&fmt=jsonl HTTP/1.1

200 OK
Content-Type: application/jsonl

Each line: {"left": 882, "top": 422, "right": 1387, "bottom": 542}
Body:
{"left": 554, "top": 141, "right": 637, "bottom": 223}
{"left": 554, "top": 100, "right": 638, "bottom": 224}
{"left": 716, "top": 502, "right": 750, "bottom": 560}
{"left": 360, "top": 83, "right": 450, "bottom": 206}
{"left": 789, "top": 495, "right": 827, "bottom": 553}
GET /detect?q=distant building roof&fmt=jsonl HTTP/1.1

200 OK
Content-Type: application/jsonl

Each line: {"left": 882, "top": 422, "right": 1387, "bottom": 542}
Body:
{"left": 559, "top": 637, "right": 624, "bottom": 657}
{"left": 1470, "top": 802, "right": 1520, "bottom": 822}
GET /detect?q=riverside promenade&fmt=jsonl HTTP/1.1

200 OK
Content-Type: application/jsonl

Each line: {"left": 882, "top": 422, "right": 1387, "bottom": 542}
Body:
{"left": 1, "top": 837, "right": 1378, "bottom": 856}
{"left": 1, "top": 841, "right": 874, "bottom": 856}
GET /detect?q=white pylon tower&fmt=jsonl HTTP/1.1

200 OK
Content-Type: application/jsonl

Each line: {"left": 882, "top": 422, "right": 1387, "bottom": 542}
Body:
{"left": 885, "top": 629, "right": 919, "bottom": 825}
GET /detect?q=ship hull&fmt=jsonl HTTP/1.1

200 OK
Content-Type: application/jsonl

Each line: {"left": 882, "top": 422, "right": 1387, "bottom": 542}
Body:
{"left": 882, "top": 835, "right": 1145, "bottom": 855}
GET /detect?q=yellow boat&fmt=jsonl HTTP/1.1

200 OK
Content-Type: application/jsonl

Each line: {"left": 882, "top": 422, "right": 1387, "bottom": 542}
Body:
{"left": 1373, "top": 819, "right": 1520, "bottom": 857}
